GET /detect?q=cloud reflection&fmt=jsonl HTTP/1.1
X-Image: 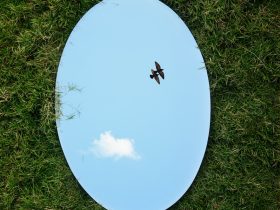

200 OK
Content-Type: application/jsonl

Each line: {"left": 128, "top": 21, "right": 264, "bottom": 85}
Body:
{"left": 90, "top": 131, "right": 141, "bottom": 160}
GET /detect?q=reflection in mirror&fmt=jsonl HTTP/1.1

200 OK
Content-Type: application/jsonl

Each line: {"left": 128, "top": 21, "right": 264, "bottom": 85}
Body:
{"left": 56, "top": 0, "right": 211, "bottom": 210}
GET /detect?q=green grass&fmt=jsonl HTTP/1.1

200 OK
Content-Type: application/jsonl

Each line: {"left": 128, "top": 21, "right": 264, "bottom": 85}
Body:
{"left": 0, "top": 0, "right": 279, "bottom": 209}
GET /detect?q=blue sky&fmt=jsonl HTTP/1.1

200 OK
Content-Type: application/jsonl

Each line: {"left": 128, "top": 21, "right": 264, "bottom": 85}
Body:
{"left": 56, "top": 0, "right": 210, "bottom": 210}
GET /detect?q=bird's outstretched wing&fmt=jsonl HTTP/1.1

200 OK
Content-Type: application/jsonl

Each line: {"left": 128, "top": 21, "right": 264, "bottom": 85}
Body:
{"left": 155, "top": 61, "right": 161, "bottom": 71}
{"left": 154, "top": 74, "right": 160, "bottom": 84}
{"left": 158, "top": 71, "right": 164, "bottom": 79}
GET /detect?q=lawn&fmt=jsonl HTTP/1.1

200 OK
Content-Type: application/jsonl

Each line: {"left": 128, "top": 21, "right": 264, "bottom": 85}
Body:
{"left": 0, "top": 0, "right": 279, "bottom": 209}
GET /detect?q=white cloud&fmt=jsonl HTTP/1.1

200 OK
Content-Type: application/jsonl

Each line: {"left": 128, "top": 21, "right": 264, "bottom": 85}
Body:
{"left": 90, "top": 131, "right": 141, "bottom": 160}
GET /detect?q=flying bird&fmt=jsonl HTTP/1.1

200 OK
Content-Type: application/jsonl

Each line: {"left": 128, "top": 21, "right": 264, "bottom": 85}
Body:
{"left": 150, "top": 61, "right": 165, "bottom": 84}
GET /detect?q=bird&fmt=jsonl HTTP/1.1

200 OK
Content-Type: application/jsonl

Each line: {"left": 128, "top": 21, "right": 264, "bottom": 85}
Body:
{"left": 150, "top": 61, "right": 165, "bottom": 84}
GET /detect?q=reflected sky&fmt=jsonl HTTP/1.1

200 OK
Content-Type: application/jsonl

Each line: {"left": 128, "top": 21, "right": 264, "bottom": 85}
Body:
{"left": 56, "top": 0, "right": 210, "bottom": 210}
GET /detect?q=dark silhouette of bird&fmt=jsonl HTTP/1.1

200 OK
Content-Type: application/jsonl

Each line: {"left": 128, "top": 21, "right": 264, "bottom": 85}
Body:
{"left": 150, "top": 61, "right": 165, "bottom": 84}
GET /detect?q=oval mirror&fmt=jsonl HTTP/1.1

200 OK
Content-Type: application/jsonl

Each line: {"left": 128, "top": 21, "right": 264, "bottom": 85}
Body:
{"left": 56, "top": 0, "right": 211, "bottom": 209}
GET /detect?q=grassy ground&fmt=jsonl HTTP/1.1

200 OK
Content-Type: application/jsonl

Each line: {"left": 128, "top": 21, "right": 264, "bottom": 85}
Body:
{"left": 0, "top": 0, "right": 279, "bottom": 209}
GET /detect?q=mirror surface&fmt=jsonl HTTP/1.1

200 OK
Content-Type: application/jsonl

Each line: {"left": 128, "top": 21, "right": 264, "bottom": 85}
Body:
{"left": 56, "top": 0, "right": 210, "bottom": 210}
